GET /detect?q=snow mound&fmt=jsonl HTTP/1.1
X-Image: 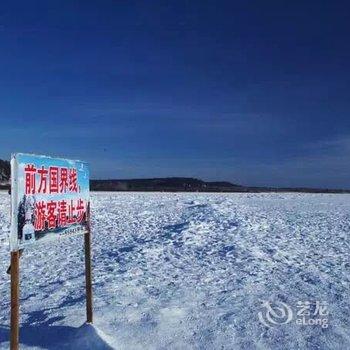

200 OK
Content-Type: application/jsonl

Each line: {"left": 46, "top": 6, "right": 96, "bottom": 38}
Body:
{"left": 58, "top": 324, "right": 115, "bottom": 350}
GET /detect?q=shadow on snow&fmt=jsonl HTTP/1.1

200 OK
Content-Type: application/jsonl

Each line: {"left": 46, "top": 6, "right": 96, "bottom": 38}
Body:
{"left": 0, "top": 323, "right": 114, "bottom": 349}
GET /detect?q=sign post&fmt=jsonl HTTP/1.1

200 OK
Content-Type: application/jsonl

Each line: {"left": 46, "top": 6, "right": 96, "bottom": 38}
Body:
{"left": 9, "top": 153, "right": 92, "bottom": 348}
{"left": 85, "top": 204, "right": 93, "bottom": 323}
{"left": 10, "top": 251, "right": 19, "bottom": 350}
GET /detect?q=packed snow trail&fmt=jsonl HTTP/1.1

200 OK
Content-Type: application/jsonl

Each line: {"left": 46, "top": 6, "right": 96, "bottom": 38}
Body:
{"left": 0, "top": 192, "right": 349, "bottom": 349}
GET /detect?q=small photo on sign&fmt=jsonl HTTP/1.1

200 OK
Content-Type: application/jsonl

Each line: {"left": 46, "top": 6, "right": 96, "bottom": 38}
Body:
{"left": 10, "top": 153, "right": 90, "bottom": 251}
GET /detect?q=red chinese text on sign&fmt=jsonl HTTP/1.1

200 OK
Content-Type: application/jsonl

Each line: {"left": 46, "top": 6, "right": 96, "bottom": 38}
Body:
{"left": 24, "top": 164, "right": 36, "bottom": 194}
{"left": 49, "top": 167, "right": 59, "bottom": 194}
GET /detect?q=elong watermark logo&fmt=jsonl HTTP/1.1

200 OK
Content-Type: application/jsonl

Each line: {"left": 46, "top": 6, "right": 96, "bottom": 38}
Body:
{"left": 258, "top": 300, "right": 329, "bottom": 328}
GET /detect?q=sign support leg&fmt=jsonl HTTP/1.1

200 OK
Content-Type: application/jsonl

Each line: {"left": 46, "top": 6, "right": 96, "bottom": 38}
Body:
{"left": 84, "top": 207, "right": 93, "bottom": 323}
{"left": 10, "top": 251, "right": 19, "bottom": 350}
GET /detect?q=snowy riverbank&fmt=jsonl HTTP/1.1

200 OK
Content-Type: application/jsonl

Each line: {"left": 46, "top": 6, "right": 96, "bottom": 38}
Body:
{"left": 0, "top": 192, "right": 349, "bottom": 349}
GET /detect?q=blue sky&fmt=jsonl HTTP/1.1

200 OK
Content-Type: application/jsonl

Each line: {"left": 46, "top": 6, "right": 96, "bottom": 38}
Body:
{"left": 0, "top": 1, "right": 349, "bottom": 187}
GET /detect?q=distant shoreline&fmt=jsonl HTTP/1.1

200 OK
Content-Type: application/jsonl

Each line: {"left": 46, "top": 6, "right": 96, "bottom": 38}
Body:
{"left": 2, "top": 158, "right": 350, "bottom": 193}
{"left": 1, "top": 177, "right": 350, "bottom": 194}
{"left": 1, "top": 188, "right": 350, "bottom": 194}
{"left": 89, "top": 178, "right": 350, "bottom": 194}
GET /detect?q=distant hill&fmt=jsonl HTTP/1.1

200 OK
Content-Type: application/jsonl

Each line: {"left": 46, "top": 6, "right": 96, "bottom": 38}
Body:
{"left": 0, "top": 159, "right": 10, "bottom": 188}
{"left": 1, "top": 158, "right": 350, "bottom": 193}
{"left": 90, "top": 178, "right": 350, "bottom": 193}
{"left": 90, "top": 178, "right": 246, "bottom": 192}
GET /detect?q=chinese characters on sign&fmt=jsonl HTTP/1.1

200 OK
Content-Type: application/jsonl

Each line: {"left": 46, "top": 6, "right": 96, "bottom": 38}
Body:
{"left": 24, "top": 165, "right": 79, "bottom": 194}
{"left": 34, "top": 198, "right": 86, "bottom": 230}
{"left": 10, "top": 154, "right": 90, "bottom": 251}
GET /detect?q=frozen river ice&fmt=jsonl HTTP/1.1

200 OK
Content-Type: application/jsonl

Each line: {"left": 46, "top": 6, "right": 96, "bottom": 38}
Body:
{"left": 0, "top": 192, "right": 349, "bottom": 349}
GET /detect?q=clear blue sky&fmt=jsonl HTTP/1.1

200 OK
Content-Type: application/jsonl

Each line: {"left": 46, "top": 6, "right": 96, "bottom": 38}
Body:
{"left": 0, "top": 1, "right": 349, "bottom": 188}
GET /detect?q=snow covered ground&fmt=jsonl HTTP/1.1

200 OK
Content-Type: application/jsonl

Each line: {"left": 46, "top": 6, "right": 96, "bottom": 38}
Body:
{"left": 0, "top": 192, "right": 349, "bottom": 349}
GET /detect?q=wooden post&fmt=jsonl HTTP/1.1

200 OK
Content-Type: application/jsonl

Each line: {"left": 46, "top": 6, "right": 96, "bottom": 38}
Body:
{"left": 10, "top": 250, "right": 20, "bottom": 350}
{"left": 84, "top": 204, "right": 93, "bottom": 323}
